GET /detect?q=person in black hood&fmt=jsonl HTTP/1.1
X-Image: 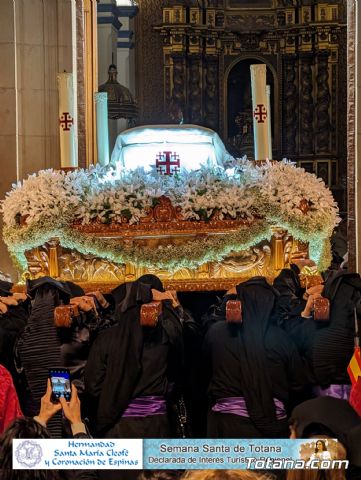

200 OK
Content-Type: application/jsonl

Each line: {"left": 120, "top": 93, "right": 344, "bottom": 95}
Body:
{"left": 84, "top": 278, "right": 184, "bottom": 439}
{"left": 292, "top": 270, "right": 361, "bottom": 400}
{"left": 16, "top": 277, "right": 71, "bottom": 437}
{"left": 203, "top": 277, "right": 306, "bottom": 438}
{"left": 273, "top": 264, "right": 307, "bottom": 331}
{"left": 15, "top": 277, "right": 109, "bottom": 437}
{"left": 0, "top": 284, "right": 30, "bottom": 380}
{"left": 289, "top": 397, "right": 361, "bottom": 479}
{"left": 273, "top": 262, "right": 324, "bottom": 333}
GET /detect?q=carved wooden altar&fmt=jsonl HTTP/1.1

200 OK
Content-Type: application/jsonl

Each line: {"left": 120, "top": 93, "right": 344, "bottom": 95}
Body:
{"left": 136, "top": 0, "right": 346, "bottom": 208}
{"left": 23, "top": 196, "right": 308, "bottom": 292}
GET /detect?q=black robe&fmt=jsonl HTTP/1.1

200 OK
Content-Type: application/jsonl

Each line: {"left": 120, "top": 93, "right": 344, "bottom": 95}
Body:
{"left": 16, "top": 281, "right": 66, "bottom": 437}
{"left": 312, "top": 271, "right": 361, "bottom": 387}
{"left": 0, "top": 302, "right": 29, "bottom": 378}
{"left": 203, "top": 277, "right": 306, "bottom": 438}
{"left": 288, "top": 271, "right": 361, "bottom": 388}
{"left": 84, "top": 280, "right": 184, "bottom": 437}
{"left": 273, "top": 267, "right": 307, "bottom": 332}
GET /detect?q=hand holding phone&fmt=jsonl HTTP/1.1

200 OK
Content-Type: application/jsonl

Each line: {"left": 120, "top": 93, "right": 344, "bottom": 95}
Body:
{"left": 49, "top": 368, "right": 72, "bottom": 402}
{"left": 59, "top": 384, "right": 82, "bottom": 425}
{"left": 37, "top": 379, "right": 62, "bottom": 425}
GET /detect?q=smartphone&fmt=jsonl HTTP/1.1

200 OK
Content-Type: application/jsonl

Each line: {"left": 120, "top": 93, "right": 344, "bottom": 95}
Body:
{"left": 49, "top": 368, "right": 71, "bottom": 402}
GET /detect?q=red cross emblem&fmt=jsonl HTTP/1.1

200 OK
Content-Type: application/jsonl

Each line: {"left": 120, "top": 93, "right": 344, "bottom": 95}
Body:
{"left": 253, "top": 104, "right": 267, "bottom": 123}
{"left": 156, "top": 151, "right": 180, "bottom": 175}
{"left": 59, "top": 112, "right": 74, "bottom": 131}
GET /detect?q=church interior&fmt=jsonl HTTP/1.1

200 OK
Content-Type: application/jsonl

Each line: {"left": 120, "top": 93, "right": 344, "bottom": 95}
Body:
{"left": 1, "top": 0, "right": 361, "bottom": 479}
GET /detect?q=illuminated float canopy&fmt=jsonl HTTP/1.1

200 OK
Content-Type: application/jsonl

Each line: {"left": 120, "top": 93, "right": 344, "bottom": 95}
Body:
{"left": 2, "top": 123, "right": 337, "bottom": 292}
{"left": 111, "top": 124, "right": 234, "bottom": 174}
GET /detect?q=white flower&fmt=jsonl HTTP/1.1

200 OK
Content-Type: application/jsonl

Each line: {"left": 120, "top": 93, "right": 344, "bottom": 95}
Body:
{"left": 1, "top": 158, "right": 339, "bottom": 251}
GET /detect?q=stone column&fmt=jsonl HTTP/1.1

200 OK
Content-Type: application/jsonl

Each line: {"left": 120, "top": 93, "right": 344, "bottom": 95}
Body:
{"left": 0, "top": 0, "right": 73, "bottom": 279}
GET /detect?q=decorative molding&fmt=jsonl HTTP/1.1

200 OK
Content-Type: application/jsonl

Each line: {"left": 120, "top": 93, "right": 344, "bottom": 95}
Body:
{"left": 151, "top": 0, "right": 346, "bottom": 206}
{"left": 283, "top": 55, "right": 298, "bottom": 155}
{"left": 346, "top": 0, "right": 356, "bottom": 270}
{"left": 135, "top": 0, "right": 164, "bottom": 124}
{"left": 226, "top": 13, "right": 275, "bottom": 31}
{"left": 299, "top": 54, "right": 314, "bottom": 155}
{"left": 315, "top": 51, "right": 331, "bottom": 153}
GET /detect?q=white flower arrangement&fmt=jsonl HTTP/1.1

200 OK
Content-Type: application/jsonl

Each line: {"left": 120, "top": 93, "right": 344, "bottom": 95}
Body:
{"left": 1, "top": 159, "right": 339, "bottom": 272}
{"left": 257, "top": 160, "right": 339, "bottom": 235}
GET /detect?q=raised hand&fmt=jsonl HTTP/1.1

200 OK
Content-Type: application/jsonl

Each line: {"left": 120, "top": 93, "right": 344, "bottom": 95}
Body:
{"left": 37, "top": 379, "right": 62, "bottom": 425}
{"left": 59, "top": 384, "right": 82, "bottom": 425}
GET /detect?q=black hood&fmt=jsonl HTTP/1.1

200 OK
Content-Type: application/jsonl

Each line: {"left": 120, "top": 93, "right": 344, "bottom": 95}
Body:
{"left": 291, "top": 397, "right": 361, "bottom": 467}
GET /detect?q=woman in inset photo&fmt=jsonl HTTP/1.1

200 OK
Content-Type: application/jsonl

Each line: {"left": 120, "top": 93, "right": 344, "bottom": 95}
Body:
{"left": 309, "top": 440, "right": 332, "bottom": 462}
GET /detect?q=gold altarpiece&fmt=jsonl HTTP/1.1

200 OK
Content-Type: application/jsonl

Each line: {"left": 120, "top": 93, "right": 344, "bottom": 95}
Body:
{"left": 136, "top": 0, "right": 346, "bottom": 206}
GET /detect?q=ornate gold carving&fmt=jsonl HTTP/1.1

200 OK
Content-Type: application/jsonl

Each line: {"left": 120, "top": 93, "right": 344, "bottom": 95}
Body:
{"left": 152, "top": 0, "right": 344, "bottom": 187}
{"left": 24, "top": 246, "right": 51, "bottom": 278}
{"left": 58, "top": 249, "right": 125, "bottom": 283}
{"left": 24, "top": 237, "right": 297, "bottom": 291}
{"left": 226, "top": 14, "right": 275, "bottom": 31}
{"left": 211, "top": 244, "right": 271, "bottom": 278}
{"left": 73, "top": 195, "right": 255, "bottom": 237}
{"left": 290, "top": 240, "right": 309, "bottom": 263}
{"left": 22, "top": 191, "right": 309, "bottom": 291}
{"left": 271, "top": 227, "right": 287, "bottom": 271}
{"left": 48, "top": 239, "right": 60, "bottom": 278}
{"left": 283, "top": 234, "right": 294, "bottom": 267}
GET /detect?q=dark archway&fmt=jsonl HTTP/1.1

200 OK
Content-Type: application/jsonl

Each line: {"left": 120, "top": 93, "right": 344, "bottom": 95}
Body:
{"left": 226, "top": 58, "right": 275, "bottom": 160}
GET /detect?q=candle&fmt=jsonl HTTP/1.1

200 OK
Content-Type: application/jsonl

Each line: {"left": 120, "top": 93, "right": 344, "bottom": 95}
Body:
{"left": 57, "top": 72, "right": 77, "bottom": 168}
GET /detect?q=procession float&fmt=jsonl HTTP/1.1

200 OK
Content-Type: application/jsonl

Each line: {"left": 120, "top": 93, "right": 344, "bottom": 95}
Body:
{"left": 1, "top": 123, "right": 339, "bottom": 292}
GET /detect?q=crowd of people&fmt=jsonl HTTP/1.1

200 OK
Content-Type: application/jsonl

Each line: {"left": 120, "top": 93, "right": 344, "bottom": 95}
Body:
{"left": 0, "top": 258, "right": 361, "bottom": 480}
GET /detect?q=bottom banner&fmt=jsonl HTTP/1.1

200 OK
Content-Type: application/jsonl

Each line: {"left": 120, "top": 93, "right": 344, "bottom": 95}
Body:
{"left": 12, "top": 438, "right": 348, "bottom": 470}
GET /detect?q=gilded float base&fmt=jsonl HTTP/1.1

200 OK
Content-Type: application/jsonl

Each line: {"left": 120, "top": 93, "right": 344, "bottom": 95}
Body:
{"left": 22, "top": 228, "right": 308, "bottom": 292}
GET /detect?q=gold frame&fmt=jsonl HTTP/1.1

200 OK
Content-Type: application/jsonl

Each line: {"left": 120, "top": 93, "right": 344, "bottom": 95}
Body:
{"left": 22, "top": 197, "right": 309, "bottom": 292}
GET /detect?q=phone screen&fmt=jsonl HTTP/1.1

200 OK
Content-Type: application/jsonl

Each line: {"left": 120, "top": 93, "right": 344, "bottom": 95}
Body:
{"left": 49, "top": 369, "right": 71, "bottom": 401}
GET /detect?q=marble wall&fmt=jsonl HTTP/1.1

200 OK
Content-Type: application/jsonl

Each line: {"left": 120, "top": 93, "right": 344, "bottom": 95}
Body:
{"left": 0, "top": 0, "right": 73, "bottom": 279}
